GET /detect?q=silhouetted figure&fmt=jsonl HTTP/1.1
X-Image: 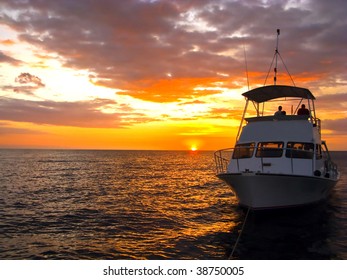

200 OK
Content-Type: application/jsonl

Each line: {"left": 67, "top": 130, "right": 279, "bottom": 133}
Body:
{"left": 298, "top": 104, "right": 310, "bottom": 115}
{"left": 274, "top": 106, "right": 286, "bottom": 116}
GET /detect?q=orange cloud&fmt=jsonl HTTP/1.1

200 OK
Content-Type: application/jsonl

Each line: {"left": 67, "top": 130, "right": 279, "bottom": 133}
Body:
{"left": 114, "top": 76, "right": 243, "bottom": 102}
{"left": 1, "top": 39, "right": 15, "bottom": 45}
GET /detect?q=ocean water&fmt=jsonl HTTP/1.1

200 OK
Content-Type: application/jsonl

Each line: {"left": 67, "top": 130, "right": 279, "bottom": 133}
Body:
{"left": 0, "top": 149, "right": 346, "bottom": 260}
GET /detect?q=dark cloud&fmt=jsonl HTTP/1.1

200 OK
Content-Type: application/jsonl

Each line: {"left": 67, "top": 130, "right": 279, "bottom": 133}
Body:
{"left": 1, "top": 72, "right": 45, "bottom": 96}
{"left": 315, "top": 93, "right": 347, "bottom": 111}
{"left": 0, "top": 122, "right": 47, "bottom": 135}
{"left": 2, "top": 85, "right": 38, "bottom": 96}
{"left": 311, "top": 92, "right": 347, "bottom": 134}
{"left": 0, "top": 97, "right": 154, "bottom": 128}
{"left": 0, "top": 0, "right": 346, "bottom": 101}
{"left": 316, "top": 92, "right": 347, "bottom": 103}
{"left": 0, "top": 50, "right": 22, "bottom": 65}
{"left": 323, "top": 118, "right": 347, "bottom": 135}
{"left": 15, "top": 72, "right": 45, "bottom": 87}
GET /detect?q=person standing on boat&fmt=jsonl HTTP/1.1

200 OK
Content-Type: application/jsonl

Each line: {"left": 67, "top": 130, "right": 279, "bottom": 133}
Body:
{"left": 298, "top": 104, "right": 310, "bottom": 115}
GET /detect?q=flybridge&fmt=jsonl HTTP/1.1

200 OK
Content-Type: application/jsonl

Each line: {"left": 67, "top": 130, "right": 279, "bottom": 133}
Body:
{"left": 236, "top": 85, "right": 320, "bottom": 142}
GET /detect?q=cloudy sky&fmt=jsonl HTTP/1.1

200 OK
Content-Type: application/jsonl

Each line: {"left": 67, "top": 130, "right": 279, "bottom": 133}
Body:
{"left": 0, "top": 0, "right": 346, "bottom": 150}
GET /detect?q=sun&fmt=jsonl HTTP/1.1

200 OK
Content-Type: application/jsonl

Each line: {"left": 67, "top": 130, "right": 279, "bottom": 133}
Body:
{"left": 190, "top": 145, "right": 198, "bottom": 151}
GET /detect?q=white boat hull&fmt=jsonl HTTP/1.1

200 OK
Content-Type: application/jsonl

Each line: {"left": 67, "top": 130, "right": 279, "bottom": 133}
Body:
{"left": 218, "top": 172, "right": 338, "bottom": 209}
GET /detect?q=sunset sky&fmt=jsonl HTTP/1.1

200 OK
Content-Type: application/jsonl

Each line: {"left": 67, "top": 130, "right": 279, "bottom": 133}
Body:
{"left": 1, "top": 0, "right": 346, "bottom": 150}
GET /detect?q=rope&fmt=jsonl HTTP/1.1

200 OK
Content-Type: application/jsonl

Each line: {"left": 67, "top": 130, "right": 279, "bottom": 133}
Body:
{"left": 228, "top": 207, "right": 251, "bottom": 259}
{"left": 264, "top": 53, "right": 276, "bottom": 86}
{"left": 278, "top": 52, "right": 296, "bottom": 86}
{"left": 263, "top": 29, "right": 296, "bottom": 86}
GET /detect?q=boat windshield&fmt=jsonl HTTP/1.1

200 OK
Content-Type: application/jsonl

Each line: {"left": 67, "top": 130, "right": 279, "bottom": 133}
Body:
{"left": 232, "top": 143, "right": 255, "bottom": 159}
{"left": 256, "top": 142, "right": 284, "bottom": 158}
{"left": 285, "top": 142, "right": 314, "bottom": 159}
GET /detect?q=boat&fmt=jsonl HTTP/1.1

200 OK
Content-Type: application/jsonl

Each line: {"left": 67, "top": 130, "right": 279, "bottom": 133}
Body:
{"left": 214, "top": 30, "right": 340, "bottom": 210}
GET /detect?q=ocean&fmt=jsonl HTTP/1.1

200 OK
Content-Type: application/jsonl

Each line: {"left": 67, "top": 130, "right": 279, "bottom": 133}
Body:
{"left": 0, "top": 149, "right": 346, "bottom": 260}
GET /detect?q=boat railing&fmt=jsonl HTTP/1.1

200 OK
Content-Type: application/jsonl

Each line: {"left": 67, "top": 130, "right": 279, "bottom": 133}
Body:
{"left": 311, "top": 117, "right": 321, "bottom": 134}
{"left": 245, "top": 115, "right": 322, "bottom": 134}
{"left": 214, "top": 148, "right": 233, "bottom": 174}
{"left": 214, "top": 146, "right": 338, "bottom": 179}
{"left": 316, "top": 118, "right": 321, "bottom": 134}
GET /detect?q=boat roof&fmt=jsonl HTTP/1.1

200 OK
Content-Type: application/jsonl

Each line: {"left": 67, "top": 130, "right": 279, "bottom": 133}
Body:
{"left": 242, "top": 85, "right": 315, "bottom": 103}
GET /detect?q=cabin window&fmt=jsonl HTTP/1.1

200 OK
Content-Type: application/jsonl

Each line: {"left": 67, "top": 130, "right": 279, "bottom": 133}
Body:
{"left": 285, "top": 142, "right": 314, "bottom": 159}
{"left": 233, "top": 143, "right": 255, "bottom": 159}
{"left": 256, "top": 142, "right": 284, "bottom": 157}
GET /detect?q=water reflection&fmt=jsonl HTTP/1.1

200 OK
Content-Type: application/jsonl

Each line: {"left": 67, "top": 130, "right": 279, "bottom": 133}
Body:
{"left": 229, "top": 197, "right": 345, "bottom": 259}
{"left": 0, "top": 150, "right": 239, "bottom": 259}
{"left": 1, "top": 150, "right": 346, "bottom": 259}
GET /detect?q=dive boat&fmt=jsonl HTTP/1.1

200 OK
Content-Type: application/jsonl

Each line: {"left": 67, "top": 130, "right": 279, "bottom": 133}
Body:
{"left": 214, "top": 31, "right": 340, "bottom": 210}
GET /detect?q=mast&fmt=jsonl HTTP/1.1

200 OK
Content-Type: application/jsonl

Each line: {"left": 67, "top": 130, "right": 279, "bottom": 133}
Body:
{"left": 274, "top": 29, "right": 280, "bottom": 85}
{"left": 264, "top": 29, "right": 295, "bottom": 86}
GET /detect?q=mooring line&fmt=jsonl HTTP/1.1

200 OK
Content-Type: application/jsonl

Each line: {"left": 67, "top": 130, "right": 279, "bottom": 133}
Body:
{"left": 228, "top": 207, "right": 251, "bottom": 259}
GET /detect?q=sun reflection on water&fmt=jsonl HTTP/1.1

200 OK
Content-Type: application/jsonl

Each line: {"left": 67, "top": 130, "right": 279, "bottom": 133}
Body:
{"left": 0, "top": 150, "right": 239, "bottom": 259}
